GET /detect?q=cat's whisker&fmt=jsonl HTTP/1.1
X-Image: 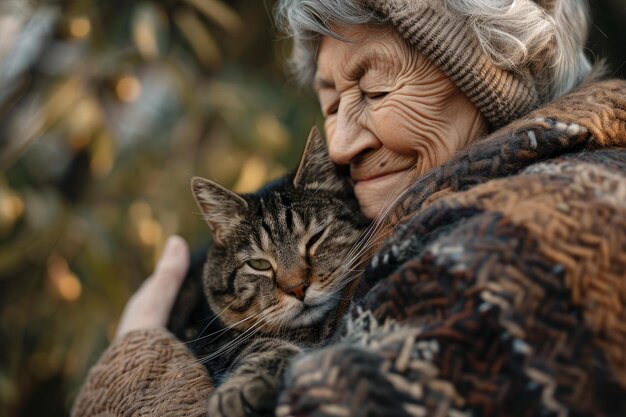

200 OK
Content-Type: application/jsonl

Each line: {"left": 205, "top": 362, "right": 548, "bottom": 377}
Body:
{"left": 181, "top": 299, "right": 240, "bottom": 346}
{"left": 334, "top": 219, "right": 404, "bottom": 288}
{"left": 332, "top": 234, "right": 391, "bottom": 283}
{"left": 199, "top": 302, "right": 287, "bottom": 362}
{"left": 199, "top": 317, "right": 266, "bottom": 363}
{"left": 341, "top": 232, "right": 391, "bottom": 269}
{"left": 197, "top": 309, "right": 273, "bottom": 348}
{"left": 211, "top": 310, "right": 282, "bottom": 359}
{"left": 170, "top": 310, "right": 281, "bottom": 373}
{"left": 165, "top": 310, "right": 254, "bottom": 350}
{"left": 333, "top": 229, "right": 384, "bottom": 274}
{"left": 331, "top": 275, "right": 363, "bottom": 294}
{"left": 329, "top": 168, "right": 417, "bottom": 293}
{"left": 341, "top": 218, "right": 379, "bottom": 259}
{"left": 335, "top": 223, "right": 382, "bottom": 262}
{"left": 337, "top": 213, "right": 391, "bottom": 272}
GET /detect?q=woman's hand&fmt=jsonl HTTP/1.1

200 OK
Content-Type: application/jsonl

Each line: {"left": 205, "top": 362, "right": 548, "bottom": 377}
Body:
{"left": 116, "top": 235, "right": 189, "bottom": 338}
{"left": 72, "top": 236, "right": 214, "bottom": 417}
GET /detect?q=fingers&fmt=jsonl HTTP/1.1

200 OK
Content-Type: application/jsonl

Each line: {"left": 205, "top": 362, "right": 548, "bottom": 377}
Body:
{"left": 116, "top": 236, "right": 190, "bottom": 338}
{"left": 149, "top": 235, "right": 190, "bottom": 308}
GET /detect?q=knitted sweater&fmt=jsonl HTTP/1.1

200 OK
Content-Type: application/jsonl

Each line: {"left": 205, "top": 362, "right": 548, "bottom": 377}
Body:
{"left": 72, "top": 79, "right": 626, "bottom": 417}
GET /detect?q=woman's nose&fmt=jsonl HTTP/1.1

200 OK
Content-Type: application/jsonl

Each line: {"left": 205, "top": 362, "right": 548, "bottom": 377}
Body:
{"left": 326, "top": 104, "right": 381, "bottom": 166}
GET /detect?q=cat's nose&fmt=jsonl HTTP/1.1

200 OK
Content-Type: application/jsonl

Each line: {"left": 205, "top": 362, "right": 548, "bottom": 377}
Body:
{"left": 285, "top": 282, "right": 308, "bottom": 301}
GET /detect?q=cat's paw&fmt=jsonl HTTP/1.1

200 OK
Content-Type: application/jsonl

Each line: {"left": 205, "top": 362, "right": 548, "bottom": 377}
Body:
{"left": 276, "top": 345, "right": 378, "bottom": 417}
{"left": 208, "top": 374, "right": 277, "bottom": 417}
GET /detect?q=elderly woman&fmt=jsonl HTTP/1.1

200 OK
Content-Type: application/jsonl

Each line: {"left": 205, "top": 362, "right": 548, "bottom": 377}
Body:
{"left": 73, "top": 0, "right": 626, "bottom": 416}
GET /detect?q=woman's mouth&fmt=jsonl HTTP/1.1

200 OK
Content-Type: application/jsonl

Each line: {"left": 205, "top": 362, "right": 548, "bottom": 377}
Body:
{"left": 352, "top": 168, "right": 415, "bottom": 190}
{"left": 352, "top": 169, "right": 409, "bottom": 184}
{"left": 351, "top": 168, "right": 417, "bottom": 219}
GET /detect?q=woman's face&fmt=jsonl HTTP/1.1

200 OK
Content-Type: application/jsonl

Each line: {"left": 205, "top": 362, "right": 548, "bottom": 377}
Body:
{"left": 315, "top": 25, "right": 486, "bottom": 219}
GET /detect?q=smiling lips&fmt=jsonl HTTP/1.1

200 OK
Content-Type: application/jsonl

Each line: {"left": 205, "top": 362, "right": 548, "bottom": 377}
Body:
{"left": 350, "top": 167, "right": 417, "bottom": 217}
{"left": 351, "top": 167, "right": 414, "bottom": 184}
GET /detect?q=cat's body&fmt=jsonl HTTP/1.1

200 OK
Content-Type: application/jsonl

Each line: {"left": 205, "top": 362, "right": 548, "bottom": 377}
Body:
{"left": 169, "top": 128, "right": 371, "bottom": 416}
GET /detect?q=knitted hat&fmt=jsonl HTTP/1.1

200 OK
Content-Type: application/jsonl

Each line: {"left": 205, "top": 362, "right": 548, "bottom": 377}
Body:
{"left": 362, "top": 0, "right": 552, "bottom": 129}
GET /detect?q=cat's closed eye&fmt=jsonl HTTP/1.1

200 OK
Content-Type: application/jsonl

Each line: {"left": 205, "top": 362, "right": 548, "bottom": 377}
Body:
{"left": 247, "top": 258, "right": 273, "bottom": 271}
{"left": 306, "top": 229, "right": 326, "bottom": 254}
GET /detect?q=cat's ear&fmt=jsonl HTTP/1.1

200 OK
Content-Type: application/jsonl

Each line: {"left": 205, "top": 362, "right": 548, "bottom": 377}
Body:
{"left": 191, "top": 177, "right": 248, "bottom": 246}
{"left": 293, "top": 126, "right": 346, "bottom": 192}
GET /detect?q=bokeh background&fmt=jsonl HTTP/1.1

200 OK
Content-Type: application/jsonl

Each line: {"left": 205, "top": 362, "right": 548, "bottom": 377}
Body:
{"left": 0, "top": 1, "right": 624, "bottom": 416}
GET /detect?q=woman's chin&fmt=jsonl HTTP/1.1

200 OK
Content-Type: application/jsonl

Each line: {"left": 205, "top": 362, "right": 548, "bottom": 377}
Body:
{"left": 354, "top": 171, "right": 415, "bottom": 220}
{"left": 357, "top": 201, "right": 384, "bottom": 220}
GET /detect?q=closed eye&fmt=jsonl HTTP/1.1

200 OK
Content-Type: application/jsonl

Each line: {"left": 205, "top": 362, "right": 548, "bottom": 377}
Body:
{"left": 325, "top": 101, "right": 339, "bottom": 116}
{"left": 365, "top": 91, "right": 388, "bottom": 100}
{"left": 306, "top": 229, "right": 326, "bottom": 254}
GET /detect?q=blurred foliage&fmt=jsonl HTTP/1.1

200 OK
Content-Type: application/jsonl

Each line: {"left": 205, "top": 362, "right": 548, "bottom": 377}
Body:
{"left": 0, "top": 0, "right": 624, "bottom": 416}
{"left": 0, "top": 0, "right": 319, "bottom": 416}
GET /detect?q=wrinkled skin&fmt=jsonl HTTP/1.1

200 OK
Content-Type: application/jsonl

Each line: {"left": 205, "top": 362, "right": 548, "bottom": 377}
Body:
{"left": 316, "top": 24, "right": 487, "bottom": 219}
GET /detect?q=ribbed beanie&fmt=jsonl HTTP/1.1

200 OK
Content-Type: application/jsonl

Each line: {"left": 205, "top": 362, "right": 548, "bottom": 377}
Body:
{"left": 363, "top": 0, "right": 542, "bottom": 129}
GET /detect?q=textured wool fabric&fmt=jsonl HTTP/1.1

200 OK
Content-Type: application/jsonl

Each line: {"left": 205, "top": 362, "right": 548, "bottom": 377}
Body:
{"left": 71, "top": 329, "right": 213, "bottom": 417}
{"left": 277, "top": 80, "right": 626, "bottom": 417}
{"left": 363, "top": 0, "right": 552, "bottom": 129}
{"left": 73, "top": 80, "right": 626, "bottom": 417}
{"left": 278, "top": 154, "right": 626, "bottom": 416}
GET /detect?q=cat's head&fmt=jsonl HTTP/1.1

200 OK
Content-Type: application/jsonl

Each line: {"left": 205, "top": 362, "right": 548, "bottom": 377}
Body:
{"left": 192, "top": 128, "right": 369, "bottom": 339}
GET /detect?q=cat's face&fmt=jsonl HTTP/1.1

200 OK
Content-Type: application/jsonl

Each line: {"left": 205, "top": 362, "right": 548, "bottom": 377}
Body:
{"left": 192, "top": 128, "right": 369, "bottom": 337}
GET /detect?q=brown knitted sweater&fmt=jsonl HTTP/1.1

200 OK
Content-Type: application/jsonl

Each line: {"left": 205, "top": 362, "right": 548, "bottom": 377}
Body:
{"left": 72, "top": 79, "right": 626, "bottom": 417}
{"left": 72, "top": 329, "right": 212, "bottom": 417}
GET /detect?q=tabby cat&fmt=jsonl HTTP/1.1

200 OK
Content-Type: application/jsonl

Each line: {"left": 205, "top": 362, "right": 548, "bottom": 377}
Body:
{"left": 169, "top": 127, "right": 371, "bottom": 417}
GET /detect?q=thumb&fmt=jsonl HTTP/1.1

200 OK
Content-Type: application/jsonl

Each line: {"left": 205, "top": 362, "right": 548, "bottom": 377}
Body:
{"left": 116, "top": 235, "right": 190, "bottom": 337}
{"left": 150, "top": 235, "right": 190, "bottom": 305}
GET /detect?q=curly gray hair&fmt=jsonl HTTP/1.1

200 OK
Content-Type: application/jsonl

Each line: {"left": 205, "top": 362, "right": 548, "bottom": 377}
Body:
{"left": 275, "top": 0, "right": 593, "bottom": 102}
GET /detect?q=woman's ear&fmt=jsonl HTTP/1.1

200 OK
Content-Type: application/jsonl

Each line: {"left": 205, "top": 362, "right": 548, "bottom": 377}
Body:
{"left": 191, "top": 177, "right": 248, "bottom": 246}
{"left": 293, "top": 126, "right": 347, "bottom": 192}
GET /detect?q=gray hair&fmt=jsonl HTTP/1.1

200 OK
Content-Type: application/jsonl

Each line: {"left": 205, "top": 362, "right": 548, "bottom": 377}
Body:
{"left": 274, "top": 0, "right": 386, "bottom": 85}
{"left": 274, "top": 0, "right": 593, "bottom": 101}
